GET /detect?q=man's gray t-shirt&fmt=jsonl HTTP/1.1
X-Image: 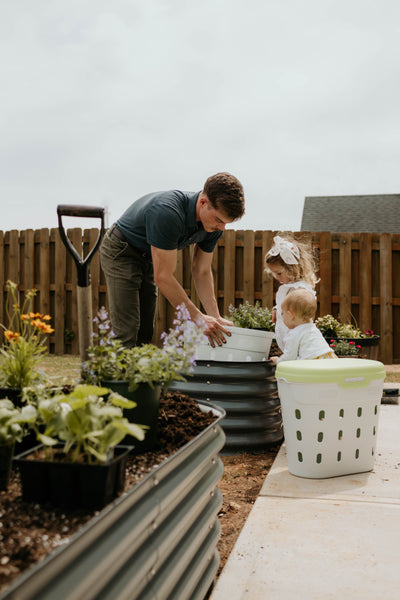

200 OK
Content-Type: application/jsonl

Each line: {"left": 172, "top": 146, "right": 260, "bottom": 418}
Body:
{"left": 116, "top": 190, "right": 222, "bottom": 254}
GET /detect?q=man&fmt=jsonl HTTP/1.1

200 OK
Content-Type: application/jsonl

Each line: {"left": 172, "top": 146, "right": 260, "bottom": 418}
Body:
{"left": 100, "top": 172, "right": 245, "bottom": 347}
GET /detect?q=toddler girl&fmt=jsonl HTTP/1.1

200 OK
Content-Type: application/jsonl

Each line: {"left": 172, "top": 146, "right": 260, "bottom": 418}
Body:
{"left": 265, "top": 234, "right": 318, "bottom": 352}
{"left": 271, "top": 288, "right": 337, "bottom": 364}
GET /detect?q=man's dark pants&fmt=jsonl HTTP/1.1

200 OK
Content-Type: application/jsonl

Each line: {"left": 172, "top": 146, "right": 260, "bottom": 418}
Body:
{"left": 100, "top": 226, "right": 157, "bottom": 347}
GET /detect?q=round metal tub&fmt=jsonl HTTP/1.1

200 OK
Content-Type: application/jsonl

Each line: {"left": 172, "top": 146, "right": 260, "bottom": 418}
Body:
{"left": 169, "top": 360, "right": 283, "bottom": 453}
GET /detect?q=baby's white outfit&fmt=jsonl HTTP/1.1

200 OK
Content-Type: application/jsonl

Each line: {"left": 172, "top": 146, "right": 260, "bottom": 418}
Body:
{"left": 274, "top": 281, "right": 316, "bottom": 351}
{"left": 276, "top": 322, "right": 334, "bottom": 363}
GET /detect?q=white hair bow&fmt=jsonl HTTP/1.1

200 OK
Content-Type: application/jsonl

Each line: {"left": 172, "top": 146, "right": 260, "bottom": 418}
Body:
{"left": 268, "top": 236, "right": 300, "bottom": 265}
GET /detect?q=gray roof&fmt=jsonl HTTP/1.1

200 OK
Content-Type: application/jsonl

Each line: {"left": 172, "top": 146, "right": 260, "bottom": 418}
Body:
{"left": 301, "top": 194, "right": 400, "bottom": 233}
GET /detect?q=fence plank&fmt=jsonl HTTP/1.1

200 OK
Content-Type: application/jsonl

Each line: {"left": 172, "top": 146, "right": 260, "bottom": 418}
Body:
{"left": 7, "top": 231, "right": 20, "bottom": 285}
{"left": 379, "top": 233, "right": 393, "bottom": 364}
{"left": 338, "top": 233, "right": 352, "bottom": 324}
{"left": 21, "top": 229, "right": 35, "bottom": 292}
{"left": 243, "top": 230, "right": 255, "bottom": 303}
{"left": 261, "top": 231, "right": 274, "bottom": 309}
{"left": 54, "top": 230, "right": 67, "bottom": 354}
{"left": 189, "top": 247, "right": 200, "bottom": 309}
{"left": 318, "top": 232, "right": 332, "bottom": 317}
{"left": 223, "top": 230, "right": 236, "bottom": 314}
{"left": 359, "top": 232, "right": 372, "bottom": 332}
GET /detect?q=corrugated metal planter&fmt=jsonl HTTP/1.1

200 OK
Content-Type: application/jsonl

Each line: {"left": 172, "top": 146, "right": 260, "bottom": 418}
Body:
{"left": 169, "top": 360, "right": 283, "bottom": 453}
{"left": 0, "top": 401, "right": 225, "bottom": 600}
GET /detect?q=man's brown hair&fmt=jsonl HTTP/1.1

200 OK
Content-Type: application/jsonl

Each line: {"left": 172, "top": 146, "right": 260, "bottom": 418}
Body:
{"left": 203, "top": 172, "right": 245, "bottom": 220}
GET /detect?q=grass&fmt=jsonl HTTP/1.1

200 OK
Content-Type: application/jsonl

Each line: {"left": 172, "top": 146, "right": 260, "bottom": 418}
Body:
{"left": 40, "top": 355, "right": 81, "bottom": 386}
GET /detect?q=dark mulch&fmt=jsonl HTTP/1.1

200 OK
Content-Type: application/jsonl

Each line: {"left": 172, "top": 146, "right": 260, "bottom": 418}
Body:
{"left": 0, "top": 391, "right": 216, "bottom": 594}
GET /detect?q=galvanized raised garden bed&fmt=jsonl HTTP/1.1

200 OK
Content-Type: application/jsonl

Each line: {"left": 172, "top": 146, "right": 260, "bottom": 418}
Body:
{"left": 170, "top": 360, "right": 283, "bottom": 453}
{"left": 1, "top": 401, "right": 225, "bottom": 600}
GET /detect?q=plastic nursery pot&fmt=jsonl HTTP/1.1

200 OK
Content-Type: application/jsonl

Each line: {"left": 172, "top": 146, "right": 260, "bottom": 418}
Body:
{"left": 0, "top": 443, "right": 14, "bottom": 490}
{"left": 13, "top": 444, "right": 132, "bottom": 510}
{"left": 0, "top": 388, "right": 22, "bottom": 406}
{"left": 101, "top": 380, "right": 162, "bottom": 452}
{"left": 194, "top": 326, "right": 275, "bottom": 362}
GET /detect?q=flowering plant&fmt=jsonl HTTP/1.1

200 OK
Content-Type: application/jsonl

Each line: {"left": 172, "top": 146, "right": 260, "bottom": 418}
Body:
{"left": 329, "top": 339, "right": 362, "bottom": 356}
{"left": 228, "top": 301, "right": 274, "bottom": 331}
{"left": 0, "top": 281, "right": 54, "bottom": 389}
{"left": 364, "top": 329, "right": 375, "bottom": 337}
{"left": 315, "top": 314, "right": 364, "bottom": 339}
{"left": 81, "top": 304, "right": 208, "bottom": 391}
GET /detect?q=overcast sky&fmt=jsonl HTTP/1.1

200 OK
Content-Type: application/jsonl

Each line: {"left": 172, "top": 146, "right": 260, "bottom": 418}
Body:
{"left": 1, "top": 0, "right": 399, "bottom": 234}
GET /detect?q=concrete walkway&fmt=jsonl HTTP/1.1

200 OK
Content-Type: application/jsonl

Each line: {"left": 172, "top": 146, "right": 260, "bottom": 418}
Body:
{"left": 210, "top": 403, "right": 400, "bottom": 600}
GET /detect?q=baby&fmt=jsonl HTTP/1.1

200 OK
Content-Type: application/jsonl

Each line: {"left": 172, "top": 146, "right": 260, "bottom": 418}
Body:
{"left": 271, "top": 288, "right": 337, "bottom": 365}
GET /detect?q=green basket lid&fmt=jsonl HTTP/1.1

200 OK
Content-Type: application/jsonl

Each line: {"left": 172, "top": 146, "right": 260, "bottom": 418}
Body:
{"left": 275, "top": 358, "right": 386, "bottom": 388}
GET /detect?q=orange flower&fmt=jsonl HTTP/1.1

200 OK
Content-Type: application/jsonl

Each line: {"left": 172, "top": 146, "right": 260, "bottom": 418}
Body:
{"left": 30, "top": 319, "right": 54, "bottom": 334}
{"left": 4, "top": 330, "right": 20, "bottom": 342}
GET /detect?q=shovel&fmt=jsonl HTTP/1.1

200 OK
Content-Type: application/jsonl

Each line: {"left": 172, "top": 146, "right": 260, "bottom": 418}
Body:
{"left": 57, "top": 205, "right": 105, "bottom": 362}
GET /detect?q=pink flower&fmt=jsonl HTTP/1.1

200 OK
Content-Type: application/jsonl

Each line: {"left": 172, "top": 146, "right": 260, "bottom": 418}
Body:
{"left": 349, "top": 341, "right": 355, "bottom": 346}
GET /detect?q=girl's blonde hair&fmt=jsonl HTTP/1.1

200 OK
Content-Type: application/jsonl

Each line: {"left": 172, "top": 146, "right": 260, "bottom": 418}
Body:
{"left": 281, "top": 288, "right": 317, "bottom": 322}
{"left": 264, "top": 232, "right": 318, "bottom": 288}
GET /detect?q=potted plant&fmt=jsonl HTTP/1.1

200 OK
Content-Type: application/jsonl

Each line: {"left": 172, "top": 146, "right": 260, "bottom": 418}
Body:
{"left": 228, "top": 300, "right": 275, "bottom": 331}
{"left": 0, "top": 281, "right": 54, "bottom": 402}
{"left": 80, "top": 304, "right": 208, "bottom": 451}
{"left": 315, "top": 314, "right": 380, "bottom": 360}
{"left": 0, "top": 399, "right": 36, "bottom": 489}
{"left": 13, "top": 384, "right": 145, "bottom": 509}
{"left": 328, "top": 339, "right": 363, "bottom": 357}
{"left": 194, "top": 301, "right": 275, "bottom": 363}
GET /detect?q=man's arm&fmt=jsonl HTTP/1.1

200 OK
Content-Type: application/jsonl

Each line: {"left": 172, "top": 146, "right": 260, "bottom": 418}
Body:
{"left": 151, "top": 245, "right": 230, "bottom": 346}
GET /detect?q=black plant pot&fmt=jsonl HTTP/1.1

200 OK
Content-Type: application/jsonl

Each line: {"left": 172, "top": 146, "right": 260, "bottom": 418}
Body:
{"left": 0, "top": 443, "right": 14, "bottom": 490}
{"left": 101, "top": 380, "right": 162, "bottom": 452}
{"left": 14, "top": 444, "right": 132, "bottom": 510}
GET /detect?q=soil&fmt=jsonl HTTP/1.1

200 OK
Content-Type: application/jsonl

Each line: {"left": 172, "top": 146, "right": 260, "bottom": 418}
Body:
{"left": 0, "top": 390, "right": 280, "bottom": 595}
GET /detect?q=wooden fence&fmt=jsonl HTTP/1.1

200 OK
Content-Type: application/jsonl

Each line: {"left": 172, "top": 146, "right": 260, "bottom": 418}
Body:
{"left": 1, "top": 229, "right": 399, "bottom": 363}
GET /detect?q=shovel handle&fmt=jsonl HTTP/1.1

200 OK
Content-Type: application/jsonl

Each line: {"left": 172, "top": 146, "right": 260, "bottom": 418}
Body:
{"left": 57, "top": 204, "right": 105, "bottom": 287}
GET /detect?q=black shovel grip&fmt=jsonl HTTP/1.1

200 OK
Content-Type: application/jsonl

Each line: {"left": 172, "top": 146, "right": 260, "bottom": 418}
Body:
{"left": 57, "top": 205, "right": 105, "bottom": 219}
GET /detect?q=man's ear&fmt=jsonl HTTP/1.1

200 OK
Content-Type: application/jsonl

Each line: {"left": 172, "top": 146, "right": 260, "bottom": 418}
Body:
{"left": 199, "top": 194, "right": 208, "bottom": 207}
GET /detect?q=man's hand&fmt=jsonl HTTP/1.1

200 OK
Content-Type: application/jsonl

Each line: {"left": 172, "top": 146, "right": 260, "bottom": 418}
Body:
{"left": 203, "top": 315, "right": 232, "bottom": 347}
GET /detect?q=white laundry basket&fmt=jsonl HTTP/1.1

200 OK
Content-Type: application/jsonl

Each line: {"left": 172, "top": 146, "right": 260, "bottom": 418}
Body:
{"left": 275, "top": 358, "right": 385, "bottom": 478}
{"left": 195, "top": 326, "right": 274, "bottom": 362}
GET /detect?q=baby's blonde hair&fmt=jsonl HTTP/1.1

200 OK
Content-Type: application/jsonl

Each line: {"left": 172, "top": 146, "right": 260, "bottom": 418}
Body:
{"left": 264, "top": 232, "right": 318, "bottom": 288}
{"left": 282, "top": 288, "right": 317, "bottom": 322}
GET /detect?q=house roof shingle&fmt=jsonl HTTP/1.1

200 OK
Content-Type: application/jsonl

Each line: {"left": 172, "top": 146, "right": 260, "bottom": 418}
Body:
{"left": 301, "top": 194, "right": 400, "bottom": 233}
